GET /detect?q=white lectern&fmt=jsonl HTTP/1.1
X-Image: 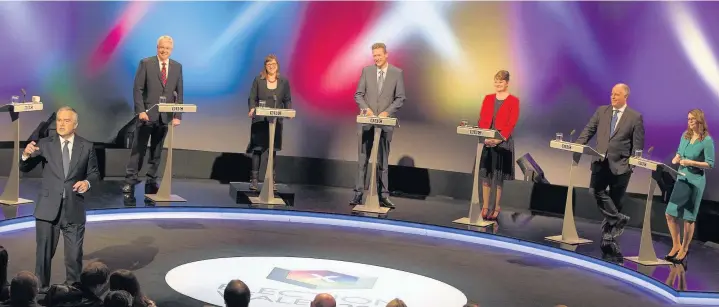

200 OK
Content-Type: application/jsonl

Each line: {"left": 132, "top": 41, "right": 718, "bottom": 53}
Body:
{"left": 0, "top": 102, "right": 43, "bottom": 205}
{"left": 145, "top": 103, "right": 197, "bottom": 202}
{"left": 545, "top": 140, "right": 604, "bottom": 245}
{"left": 352, "top": 115, "right": 397, "bottom": 215}
{"left": 453, "top": 126, "right": 506, "bottom": 228}
{"left": 624, "top": 157, "right": 682, "bottom": 266}
{"left": 248, "top": 108, "right": 296, "bottom": 206}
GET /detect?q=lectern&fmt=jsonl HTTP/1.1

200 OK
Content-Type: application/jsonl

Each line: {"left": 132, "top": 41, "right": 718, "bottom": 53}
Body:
{"left": 624, "top": 157, "right": 681, "bottom": 266}
{"left": 0, "top": 101, "right": 44, "bottom": 205}
{"left": 452, "top": 125, "right": 505, "bottom": 228}
{"left": 144, "top": 103, "right": 197, "bottom": 202}
{"left": 352, "top": 115, "right": 397, "bottom": 215}
{"left": 545, "top": 140, "right": 604, "bottom": 245}
{"left": 248, "top": 108, "right": 296, "bottom": 206}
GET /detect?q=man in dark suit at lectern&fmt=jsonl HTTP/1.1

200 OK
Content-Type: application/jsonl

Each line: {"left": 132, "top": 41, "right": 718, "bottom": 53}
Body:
{"left": 351, "top": 42, "right": 406, "bottom": 209}
{"left": 575, "top": 83, "right": 645, "bottom": 245}
{"left": 19, "top": 106, "right": 100, "bottom": 290}
{"left": 123, "top": 35, "right": 183, "bottom": 201}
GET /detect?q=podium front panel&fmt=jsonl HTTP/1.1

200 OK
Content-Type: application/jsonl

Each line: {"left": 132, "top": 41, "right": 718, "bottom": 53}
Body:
{"left": 0, "top": 103, "right": 44, "bottom": 113}
{"left": 456, "top": 126, "right": 501, "bottom": 139}
{"left": 629, "top": 157, "right": 659, "bottom": 171}
{"left": 255, "top": 108, "right": 296, "bottom": 118}
{"left": 157, "top": 104, "right": 197, "bottom": 113}
{"left": 549, "top": 140, "right": 604, "bottom": 158}
{"left": 356, "top": 116, "right": 397, "bottom": 127}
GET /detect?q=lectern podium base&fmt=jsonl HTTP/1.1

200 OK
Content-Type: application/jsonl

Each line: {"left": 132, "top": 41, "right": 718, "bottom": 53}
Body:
{"left": 453, "top": 217, "right": 495, "bottom": 227}
{"left": 229, "top": 182, "right": 295, "bottom": 208}
{"left": 248, "top": 196, "right": 286, "bottom": 206}
{"left": 144, "top": 194, "right": 186, "bottom": 202}
{"left": 352, "top": 204, "right": 390, "bottom": 216}
{"left": 624, "top": 256, "right": 672, "bottom": 266}
{"left": 545, "top": 235, "right": 593, "bottom": 245}
{"left": 0, "top": 198, "right": 33, "bottom": 206}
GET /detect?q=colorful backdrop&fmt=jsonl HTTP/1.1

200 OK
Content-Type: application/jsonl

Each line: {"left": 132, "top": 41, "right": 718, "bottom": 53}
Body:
{"left": 1, "top": 1, "right": 718, "bottom": 200}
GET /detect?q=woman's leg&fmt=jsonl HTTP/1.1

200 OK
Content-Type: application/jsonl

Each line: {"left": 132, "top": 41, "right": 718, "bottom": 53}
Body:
{"left": 665, "top": 214, "right": 682, "bottom": 256}
{"left": 490, "top": 180, "right": 503, "bottom": 219}
{"left": 677, "top": 220, "right": 695, "bottom": 259}
{"left": 250, "top": 150, "right": 262, "bottom": 190}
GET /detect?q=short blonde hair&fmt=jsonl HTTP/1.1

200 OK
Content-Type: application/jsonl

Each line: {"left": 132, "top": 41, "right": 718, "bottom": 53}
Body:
{"left": 157, "top": 35, "right": 173, "bottom": 46}
{"left": 494, "top": 70, "right": 510, "bottom": 82}
{"left": 371, "top": 42, "right": 387, "bottom": 53}
{"left": 386, "top": 299, "right": 407, "bottom": 307}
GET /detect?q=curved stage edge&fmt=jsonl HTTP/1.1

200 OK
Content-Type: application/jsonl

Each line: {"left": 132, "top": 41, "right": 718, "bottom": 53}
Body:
{"left": 0, "top": 207, "right": 716, "bottom": 305}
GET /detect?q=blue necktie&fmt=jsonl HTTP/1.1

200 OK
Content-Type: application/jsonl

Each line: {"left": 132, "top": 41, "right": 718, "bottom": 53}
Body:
{"left": 610, "top": 110, "right": 619, "bottom": 136}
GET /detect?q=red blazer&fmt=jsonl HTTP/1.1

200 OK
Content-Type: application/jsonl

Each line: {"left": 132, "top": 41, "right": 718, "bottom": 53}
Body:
{"left": 477, "top": 94, "right": 520, "bottom": 139}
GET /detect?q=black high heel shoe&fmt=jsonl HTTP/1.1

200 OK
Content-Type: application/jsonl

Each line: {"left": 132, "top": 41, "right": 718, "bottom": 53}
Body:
{"left": 664, "top": 251, "right": 678, "bottom": 261}
{"left": 670, "top": 250, "right": 689, "bottom": 267}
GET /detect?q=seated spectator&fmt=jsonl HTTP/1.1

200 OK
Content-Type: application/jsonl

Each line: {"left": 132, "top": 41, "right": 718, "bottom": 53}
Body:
{"left": 2, "top": 271, "right": 39, "bottom": 307}
{"left": 108, "top": 270, "right": 155, "bottom": 307}
{"left": 223, "top": 280, "right": 250, "bottom": 307}
{"left": 386, "top": 298, "right": 407, "bottom": 307}
{"left": 72, "top": 261, "right": 110, "bottom": 307}
{"left": 0, "top": 247, "right": 8, "bottom": 302}
{"left": 310, "top": 293, "right": 336, "bottom": 307}
{"left": 463, "top": 304, "right": 480, "bottom": 307}
{"left": 44, "top": 284, "right": 72, "bottom": 306}
{"left": 103, "top": 290, "right": 134, "bottom": 307}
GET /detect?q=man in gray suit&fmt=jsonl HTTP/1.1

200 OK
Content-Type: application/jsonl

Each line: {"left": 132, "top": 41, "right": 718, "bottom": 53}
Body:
{"left": 351, "top": 42, "right": 406, "bottom": 209}
{"left": 122, "top": 35, "right": 183, "bottom": 201}
{"left": 575, "top": 83, "right": 645, "bottom": 244}
{"left": 20, "top": 106, "right": 100, "bottom": 290}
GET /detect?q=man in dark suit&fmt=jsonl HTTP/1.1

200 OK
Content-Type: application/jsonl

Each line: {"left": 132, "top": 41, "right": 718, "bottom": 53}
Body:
{"left": 20, "top": 106, "right": 100, "bottom": 289}
{"left": 122, "top": 35, "right": 183, "bottom": 201}
{"left": 351, "top": 42, "right": 406, "bottom": 209}
{"left": 575, "top": 83, "right": 645, "bottom": 244}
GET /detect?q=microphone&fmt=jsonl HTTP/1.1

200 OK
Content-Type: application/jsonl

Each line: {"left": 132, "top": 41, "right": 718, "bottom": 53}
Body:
{"left": 647, "top": 146, "right": 654, "bottom": 159}
{"left": 569, "top": 129, "right": 576, "bottom": 143}
{"left": 173, "top": 91, "right": 178, "bottom": 103}
{"left": 20, "top": 88, "right": 26, "bottom": 103}
{"left": 273, "top": 94, "right": 278, "bottom": 108}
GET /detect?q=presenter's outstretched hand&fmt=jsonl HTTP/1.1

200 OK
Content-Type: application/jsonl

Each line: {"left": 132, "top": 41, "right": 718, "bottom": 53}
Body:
{"left": 248, "top": 108, "right": 255, "bottom": 117}
{"left": 23, "top": 141, "right": 40, "bottom": 158}
{"left": 378, "top": 111, "right": 389, "bottom": 118}
{"left": 139, "top": 112, "right": 150, "bottom": 122}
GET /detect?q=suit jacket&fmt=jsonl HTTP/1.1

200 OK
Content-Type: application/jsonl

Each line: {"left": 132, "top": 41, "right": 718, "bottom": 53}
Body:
{"left": 576, "top": 105, "right": 645, "bottom": 175}
{"left": 478, "top": 94, "right": 520, "bottom": 140}
{"left": 19, "top": 135, "right": 100, "bottom": 224}
{"left": 248, "top": 75, "right": 292, "bottom": 124}
{"left": 133, "top": 56, "right": 184, "bottom": 123}
{"left": 354, "top": 64, "right": 406, "bottom": 136}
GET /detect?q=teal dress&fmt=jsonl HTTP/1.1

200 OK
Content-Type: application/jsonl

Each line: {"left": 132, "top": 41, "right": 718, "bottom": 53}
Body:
{"left": 665, "top": 135, "right": 715, "bottom": 221}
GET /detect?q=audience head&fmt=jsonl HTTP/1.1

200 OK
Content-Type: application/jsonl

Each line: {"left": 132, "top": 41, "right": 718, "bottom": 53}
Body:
{"left": 9, "top": 271, "right": 39, "bottom": 304}
{"left": 0, "top": 246, "right": 8, "bottom": 286}
{"left": 46, "top": 284, "right": 72, "bottom": 306}
{"left": 104, "top": 290, "right": 134, "bottom": 307}
{"left": 386, "top": 298, "right": 407, "bottom": 307}
{"left": 310, "top": 293, "right": 336, "bottom": 307}
{"left": 109, "top": 269, "right": 146, "bottom": 306}
{"left": 224, "top": 279, "right": 251, "bottom": 307}
{"left": 81, "top": 261, "right": 110, "bottom": 289}
{"left": 463, "top": 303, "right": 480, "bottom": 307}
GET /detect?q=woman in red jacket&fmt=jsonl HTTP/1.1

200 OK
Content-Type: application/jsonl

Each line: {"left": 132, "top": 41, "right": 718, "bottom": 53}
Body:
{"left": 477, "top": 70, "right": 520, "bottom": 220}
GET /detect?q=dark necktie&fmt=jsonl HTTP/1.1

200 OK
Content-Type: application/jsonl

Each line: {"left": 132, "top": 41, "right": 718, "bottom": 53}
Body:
{"left": 62, "top": 140, "right": 70, "bottom": 178}
{"left": 610, "top": 110, "right": 619, "bottom": 136}
{"left": 378, "top": 70, "right": 385, "bottom": 94}
{"left": 161, "top": 62, "right": 167, "bottom": 86}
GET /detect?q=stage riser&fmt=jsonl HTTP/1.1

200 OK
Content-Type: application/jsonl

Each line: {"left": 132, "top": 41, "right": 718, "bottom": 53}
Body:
{"left": 1, "top": 148, "right": 717, "bottom": 242}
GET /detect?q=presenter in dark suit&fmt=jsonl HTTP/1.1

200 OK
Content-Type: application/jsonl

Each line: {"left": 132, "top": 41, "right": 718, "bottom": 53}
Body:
{"left": 19, "top": 106, "right": 100, "bottom": 289}
{"left": 123, "top": 35, "right": 183, "bottom": 200}
{"left": 351, "top": 42, "right": 406, "bottom": 209}
{"left": 247, "top": 54, "right": 292, "bottom": 190}
{"left": 575, "top": 83, "right": 645, "bottom": 244}
{"left": 477, "top": 70, "right": 520, "bottom": 220}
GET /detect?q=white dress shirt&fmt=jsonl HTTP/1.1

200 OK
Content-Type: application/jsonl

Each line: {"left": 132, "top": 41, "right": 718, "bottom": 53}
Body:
{"left": 612, "top": 104, "right": 627, "bottom": 132}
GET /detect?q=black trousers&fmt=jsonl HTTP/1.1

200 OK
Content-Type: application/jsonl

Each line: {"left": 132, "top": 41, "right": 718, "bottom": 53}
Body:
{"left": 589, "top": 160, "right": 631, "bottom": 232}
{"left": 125, "top": 121, "right": 168, "bottom": 184}
{"left": 35, "top": 199, "right": 85, "bottom": 288}
{"left": 354, "top": 128, "right": 390, "bottom": 198}
{"left": 251, "top": 150, "right": 276, "bottom": 175}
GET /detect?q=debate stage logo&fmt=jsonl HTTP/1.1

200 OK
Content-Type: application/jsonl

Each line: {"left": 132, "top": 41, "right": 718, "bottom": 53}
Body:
{"left": 266, "top": 268, "right": 377, "bottom": 290}
{"left": 166, "top": 257, "right": 467, "bottom": 307}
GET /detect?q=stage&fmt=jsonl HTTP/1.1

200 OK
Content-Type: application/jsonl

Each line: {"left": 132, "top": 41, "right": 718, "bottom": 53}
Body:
{"left": 1, "top": 178, "right": 718, "bottom": 306}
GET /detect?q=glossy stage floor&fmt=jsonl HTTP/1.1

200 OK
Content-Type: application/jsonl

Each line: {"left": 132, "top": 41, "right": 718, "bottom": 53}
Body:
{"left": 1, "top": 178, "right": 718, "bottom": 306}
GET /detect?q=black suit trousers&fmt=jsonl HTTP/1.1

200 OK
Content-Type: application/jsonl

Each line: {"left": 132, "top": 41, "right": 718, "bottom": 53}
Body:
{"left": 125, "top": 120, "right": 168, "bottom": 184}
{"left": 36, "top": 199, "right": 85, "bottom": 288}
{"left": 588, "top": 160, "right": 631, "bottom": 231}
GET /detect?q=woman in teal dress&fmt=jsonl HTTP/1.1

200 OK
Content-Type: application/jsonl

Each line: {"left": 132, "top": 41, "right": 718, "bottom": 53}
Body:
{"left": 665, "top": 109, "right": 715, "bottom": 265}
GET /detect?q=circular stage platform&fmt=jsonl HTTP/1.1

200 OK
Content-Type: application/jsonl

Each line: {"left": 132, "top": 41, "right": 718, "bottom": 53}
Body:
{"left": 0, "top": 207, "right": 711, "bottom": 307}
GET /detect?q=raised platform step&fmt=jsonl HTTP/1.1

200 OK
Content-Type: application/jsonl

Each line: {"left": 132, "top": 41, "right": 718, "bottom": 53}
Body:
{"left": 229, "top": 182, "right": 295, "bottom": 208}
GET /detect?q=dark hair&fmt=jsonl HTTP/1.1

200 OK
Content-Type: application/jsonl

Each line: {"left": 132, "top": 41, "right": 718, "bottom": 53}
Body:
{"left": 494, "top": 70, "right": 510, "bottom": 82}
{"left": 260, "top": 54, "right": 280, "bottom": 80}
{"left": 46, "top": 284, "right": 72, "bottom": 306}
{"left": 224, "top": 279, "right": 251, "bottom": 307}
{"left": 81, "top": 261, "right": 110, "bottom": 289}
{"left": 104, "top": 290, "right": 134, "bottom": 307}
{"left": 0, "top": 246, "right": 8, "bottom": 288}
{"left": 10, "top": 271, "right": 39, "bottom": 304}
{"left": 109, "top": 270, "right": 150, "bottom": 307}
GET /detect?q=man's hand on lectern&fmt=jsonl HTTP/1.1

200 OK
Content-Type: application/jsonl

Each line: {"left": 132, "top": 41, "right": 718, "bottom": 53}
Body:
{"left": 23, "top": 141, "right": 40, "bottom": 159}
{"left": 364, "top": 109, "right": 375, "bottom": 117}
{"left": 378, "top": 111, "right": 389, "bottom": 118}
{"left": 248, "top": 108, "right": 255, "bottom": 117}
{"left": 139, "top": 112, "right": 149, "bottom": 122}
{"left": 172, "top": 118, "right": 181, "bottom": 126}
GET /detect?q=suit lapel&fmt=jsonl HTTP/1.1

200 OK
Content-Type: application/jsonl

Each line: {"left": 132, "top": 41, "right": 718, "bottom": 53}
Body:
{"left": 379, "top": 66, "right": 394, "bottom": 97}
{"left": 48, "top": 137, "right": 63, "bottom": 178}
{"left": 370, "top": 66, "right": 379, "bottom": 96}
{"left": 68, "top": 139, "right": 83, "bottom": 178}
{"left": 154, "top": 58, "right": 166, "bottom": 88}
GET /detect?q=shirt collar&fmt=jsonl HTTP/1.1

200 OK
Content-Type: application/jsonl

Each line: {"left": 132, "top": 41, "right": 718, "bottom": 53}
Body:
{"left": 157, "top": 56, "right": 169, "bottom": 65}
{"left": 613, "top": 104, "right": 627, "bottom": 113}
{"left": 59, "top": 134, "right": 75, "bottom": 144}
{"left": 377, "top": 64, "right": 389, "bottom": 74}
